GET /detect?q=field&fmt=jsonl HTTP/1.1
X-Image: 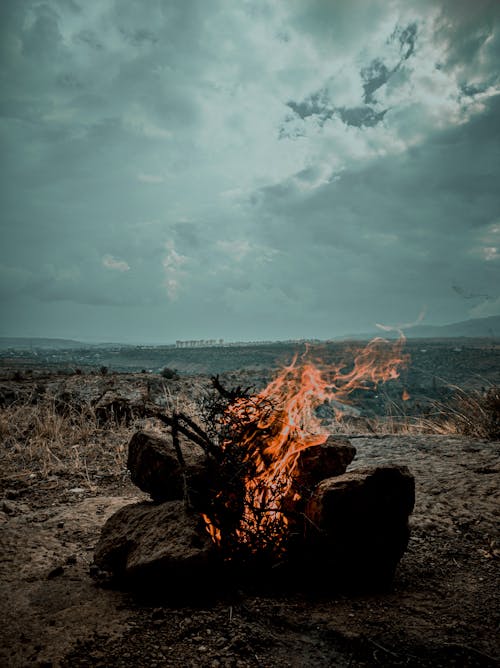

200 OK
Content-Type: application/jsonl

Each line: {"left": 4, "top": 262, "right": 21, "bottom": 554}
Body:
{"left": 0, "top": 339, "right": 499, "bottom": 666}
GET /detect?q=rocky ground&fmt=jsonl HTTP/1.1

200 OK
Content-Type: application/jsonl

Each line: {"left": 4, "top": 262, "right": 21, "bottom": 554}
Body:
{"left": 0, "top": 372, "right": 499, "bottom": 667}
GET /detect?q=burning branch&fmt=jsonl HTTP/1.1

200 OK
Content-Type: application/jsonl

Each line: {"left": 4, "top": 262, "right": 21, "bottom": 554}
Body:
{"left": 146, "top": 336, "right": 409, "bottom": 564}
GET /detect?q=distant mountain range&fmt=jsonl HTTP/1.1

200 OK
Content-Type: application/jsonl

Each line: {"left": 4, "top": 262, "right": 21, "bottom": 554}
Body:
{"left": 338, "top": 315, "right": 500, "bottom": 341}
{"left": 0, "top": 337, "right": 89, "bottom": 350}
{"left": 404, "top": 314, "right": 500, "bottom": 338}
{"left": 1, "top": 315, "right": 499, "bottom": 350}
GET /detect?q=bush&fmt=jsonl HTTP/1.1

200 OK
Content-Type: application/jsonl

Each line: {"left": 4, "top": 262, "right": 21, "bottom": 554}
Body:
{"left": 161, "top": 367, "right": 179, "bottom": 380}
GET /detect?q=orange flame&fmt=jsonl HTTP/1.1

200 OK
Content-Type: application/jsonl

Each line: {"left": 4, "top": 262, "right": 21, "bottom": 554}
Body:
{"left": 204, "top": 335, "right": 408, "bottom": 554}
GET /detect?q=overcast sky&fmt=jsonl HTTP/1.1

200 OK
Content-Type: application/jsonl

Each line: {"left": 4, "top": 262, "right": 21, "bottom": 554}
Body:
{"left": 1, "top": 0, "right": 499, "bottom": 343}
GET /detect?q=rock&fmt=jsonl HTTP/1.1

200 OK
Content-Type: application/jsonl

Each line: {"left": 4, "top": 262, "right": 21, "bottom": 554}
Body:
{"left": 0, "top": 499, "right": 29, "bottom": 515}
{"left": 303, "top": 466, "right": 415, "bottom": 589}
{"left": 94, "top": 393, "right": 139, "bottom": 425}
{"left": 293, "top": 435, "right": 356, "bottom": 491}
{"left": 1, "top": 499, "right": 16, "bottom": 514}
{"left": 47, "top": 565, "right": 65, "bottom": 579}
{"left": 0, "top": 383, "right": 24, "bottom": 407}
{"left": 93, "top": 500, "right": 217, "bottom": 589}
{"left": 127, "top": 430, "right": 208, "bottom": 503}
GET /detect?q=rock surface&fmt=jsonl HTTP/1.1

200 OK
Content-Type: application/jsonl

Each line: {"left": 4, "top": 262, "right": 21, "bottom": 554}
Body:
{"left": 93, "top": 500, "right": 216, "bottom": 586}
{"left": 127, "top": 430, "right": 207, "bottom": 502}
{"left": 304, "top": 466, "right": 415, "bottom": 588}
{"left": 293, "top": 435, "right": 356, "bottom": 491}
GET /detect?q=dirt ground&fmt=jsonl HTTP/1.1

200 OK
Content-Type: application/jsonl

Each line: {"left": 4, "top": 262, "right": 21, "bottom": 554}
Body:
{"left": 0, "top": 431, "right": 498, "bottom": 668}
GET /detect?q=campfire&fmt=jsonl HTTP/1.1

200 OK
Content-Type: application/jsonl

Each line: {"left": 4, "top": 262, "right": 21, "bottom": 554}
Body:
{"left": 94, "top": 337, "right": 415, "bottom": 593}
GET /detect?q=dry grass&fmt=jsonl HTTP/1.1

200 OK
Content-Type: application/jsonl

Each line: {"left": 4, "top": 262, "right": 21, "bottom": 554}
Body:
{"left": 0, "top": 395, "right": 136, "bottom": 484}
{"left": 324, "top": 386, "right": 500, "bottom": 439}
{"left": 1, "top": 381, "right": 497, "bottom": 489}
{"left": 419, "top": 385, "right": 500, "bottom": 440}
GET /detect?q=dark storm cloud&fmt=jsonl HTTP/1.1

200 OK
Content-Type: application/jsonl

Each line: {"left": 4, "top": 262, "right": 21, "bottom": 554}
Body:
{"left": 362, "top": 23, "right": 417, "bottom": 103}
{"left": 251, "top": 94, "right": 500, "bottom": 329}
{"left": 1, "top": 0, "right": 499, "bottom": 341}
{"left": 286, "top": 93, "right": 387, "bottom": 129}
{"left": 285, "top": 20, "right": 420, "bottom": 131}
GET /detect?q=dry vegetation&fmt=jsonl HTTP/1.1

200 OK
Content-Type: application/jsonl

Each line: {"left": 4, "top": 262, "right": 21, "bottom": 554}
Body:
{"left": 0, "top": 376, "right": 498, "bottom": 491}
{"left": 0, "top": 395, "right": 132, "bottom": 484}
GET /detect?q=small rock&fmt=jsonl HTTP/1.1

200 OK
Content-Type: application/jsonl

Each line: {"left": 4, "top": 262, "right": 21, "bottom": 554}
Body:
{"left": 47, "top": 565, "right": 65, "bottom": 579}
{"left": 68, "top": 487, "right": 86, "bottom": 494}
{"left": 293, "top": 435, "right": 356, "bottom": 491}
{"left": 2, "top": 499, "right": 16, "bottom": 514}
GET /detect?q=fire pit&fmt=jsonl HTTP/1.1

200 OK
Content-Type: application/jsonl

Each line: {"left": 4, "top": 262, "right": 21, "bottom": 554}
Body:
{"left": 93, "top": 338, "right": 415, "bottom": 594}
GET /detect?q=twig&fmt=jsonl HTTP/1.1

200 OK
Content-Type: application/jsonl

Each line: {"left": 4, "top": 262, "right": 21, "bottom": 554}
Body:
{"left": 146, "top": 407, "right": 220, "bottom": 459}
{"left": 178, "top": 413, "right": 215, "bottom": 446}
{"left": 366, "top": 638, "right": 399, "bottom": 659}
{"left": 170, "top": 412, "right": 185, "bottom": 469}
{"left": 171, "top": 412, "right": 194, "bottom": 509}
{"left": 443, "top": 643, "right": 498, "bottom": 664}
{"left": 211, "top": 374, "right": 251, "bottom": 401}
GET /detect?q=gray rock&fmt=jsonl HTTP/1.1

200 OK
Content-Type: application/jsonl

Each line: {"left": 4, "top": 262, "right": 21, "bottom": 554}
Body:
{"left": 293, "top": 435, "right": 356, "bottom": 491}
{"left": 304, "top": 466, "right": 415, "bottom": 588}
{"left": 127, "top": 430, "right": 208, "bottom": 503}
{"left": 1, "top": 499, "right": 16, "bottom": 515}
{"left": 93, "top": 500, "right": 216, "bottom": 585}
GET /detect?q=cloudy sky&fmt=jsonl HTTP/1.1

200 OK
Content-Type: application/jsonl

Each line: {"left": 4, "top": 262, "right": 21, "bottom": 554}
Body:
{"left": 1, "top": 0, "right": 499, "bottom": 343}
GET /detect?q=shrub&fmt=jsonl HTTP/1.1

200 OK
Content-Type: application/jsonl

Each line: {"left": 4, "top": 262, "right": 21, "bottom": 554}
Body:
{"left": 161, "top": 367, "right": 179, "bottom": 380}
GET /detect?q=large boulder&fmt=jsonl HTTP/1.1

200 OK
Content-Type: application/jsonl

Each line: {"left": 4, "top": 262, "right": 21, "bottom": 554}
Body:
{"left": 127, "top": 430, "right": 208, "bottom": 503}
{"left": 293, "top": 435, "right": 356, "bottom": 492}
{"left": 93, "top": 500, "right": 216, "bottom": 589}
{"left": 303, "top": 466, "right": 415, "bottom": 589}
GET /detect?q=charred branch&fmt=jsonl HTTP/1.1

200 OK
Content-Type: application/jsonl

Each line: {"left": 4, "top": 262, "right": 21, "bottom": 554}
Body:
{"left": 211, "top": 374, "right": 252, "bottom": 401}
{"left": 145, "top": 406, "right": 220, "bottom": 460}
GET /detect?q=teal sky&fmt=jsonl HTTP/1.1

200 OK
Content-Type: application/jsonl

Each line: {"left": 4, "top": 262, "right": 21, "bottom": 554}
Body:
{"left": 1, "top": 0, "right": 499, "bottom": 343}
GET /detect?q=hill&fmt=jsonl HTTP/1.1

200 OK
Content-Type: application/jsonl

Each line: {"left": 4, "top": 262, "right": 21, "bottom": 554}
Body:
{"left": 0, "top": 337, "right": 89, "bottom": 350}
{"left": 340, "top": 315, "right": 500, "bottom": 340}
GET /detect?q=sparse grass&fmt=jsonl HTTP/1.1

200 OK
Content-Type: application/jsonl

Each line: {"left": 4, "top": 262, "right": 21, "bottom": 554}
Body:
{"left": 420, "top": 386, "right": 500, "bottom": 440}
{"left": 1, "top": 378, "right": 497, "bottom": 492}
{"left": 323, "top": 386, "right": 500, "bottom": 439}
{"left": 0, "top": 394, "right": 136, "bottom": 484}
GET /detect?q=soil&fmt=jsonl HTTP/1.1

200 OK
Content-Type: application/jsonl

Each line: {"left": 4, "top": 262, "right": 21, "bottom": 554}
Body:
{"left": 1, "top": 432, "right": 498, "bottom": 667}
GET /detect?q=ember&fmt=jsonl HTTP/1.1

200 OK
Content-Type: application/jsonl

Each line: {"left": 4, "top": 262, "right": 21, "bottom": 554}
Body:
{"left": 94, "top": 336, "right": 415, "bottom": 592}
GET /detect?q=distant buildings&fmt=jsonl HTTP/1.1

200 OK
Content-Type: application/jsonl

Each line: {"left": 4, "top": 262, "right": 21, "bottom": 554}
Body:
{"left": 174, "top": 338, "right": 322, "bottom": 348}
{"left": 175, "top": 339, "right": 224, "bottom": 348}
